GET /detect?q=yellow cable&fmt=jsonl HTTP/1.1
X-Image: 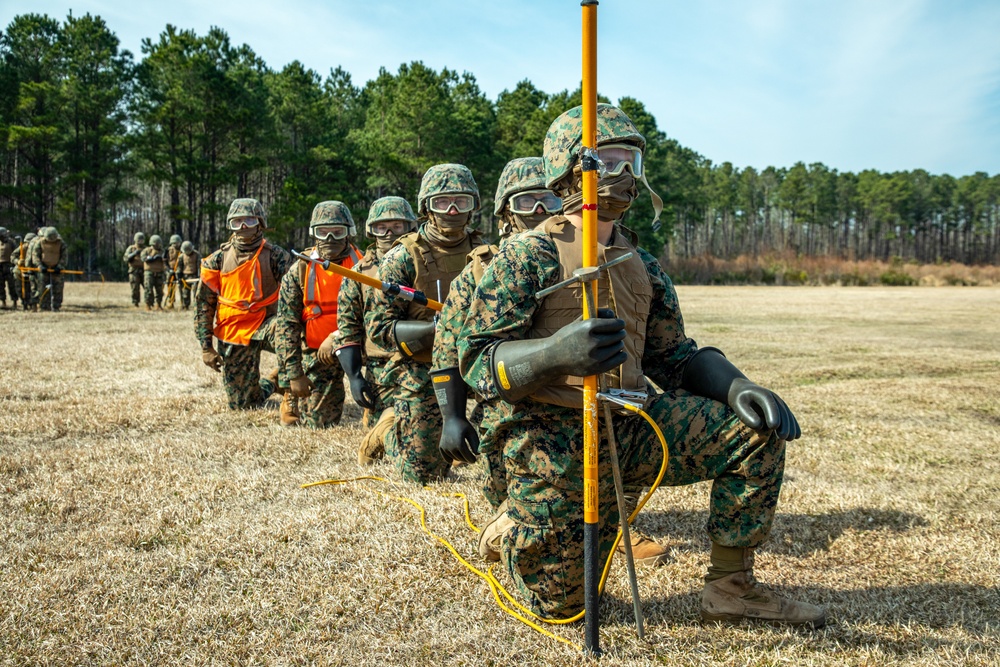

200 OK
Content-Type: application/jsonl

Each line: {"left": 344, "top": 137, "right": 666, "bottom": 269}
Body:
{"left": 301, "top": 404, "right": 669, "bottom": 648}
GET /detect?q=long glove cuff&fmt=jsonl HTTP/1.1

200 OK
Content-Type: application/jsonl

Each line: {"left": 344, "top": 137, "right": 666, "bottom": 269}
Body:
{"left": 393, "top": 320, "right": 435, "bottom": 358}
{"left": 680, "top": 346, "right": 747, "bottom": 406}
{"left": 490, "top": 338, "right": 562, "bottom": 404}
{"left": 430, "top": 366, "right": 468, "bottom": 419}
{"left": 335, "top": 344, "right": 365, "bottom": 379}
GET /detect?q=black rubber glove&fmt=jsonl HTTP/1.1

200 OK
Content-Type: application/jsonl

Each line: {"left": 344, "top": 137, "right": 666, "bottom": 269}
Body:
{"left": 431, "top": 366, "right": 479, "bottom": 463}
{"left": 681, "top": 347, "right": 801, "bottom": 441}
{"left": 393, "top": 320, "right": 436, "bottom": 358}
{"left": 336, "top": 344, "right": 377, "bottom": 409}
{"left": 491, "top": 308, "right": 626, "bottom": 403}
{"left": 50, "top": 267, "right": 61, "bottom": 274}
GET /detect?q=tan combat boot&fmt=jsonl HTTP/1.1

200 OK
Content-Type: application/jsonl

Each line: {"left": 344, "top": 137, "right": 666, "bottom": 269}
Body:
{"left": 616, "top": 532, "right": 670, "bottom": 567}
{"left": 478, "top": 500, "right": 515, "bottom": 562}
{"left": 701, "top": 549, "right": 826, "bottom": 629}
{"left": 615, "top": 493, "right": 670, "bottom": 566}
{"left": 358, "top": 407, "right": 393, "bottom": 465}
{"left": 279, "top": 393, "right": 300, "bottom": 427}
{"left": 145, "top": 303, "right": 152, "bottom": 311}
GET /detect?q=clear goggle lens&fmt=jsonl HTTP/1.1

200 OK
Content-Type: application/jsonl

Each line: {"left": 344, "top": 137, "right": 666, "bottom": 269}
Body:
{"left": 428, "top": 194, "right": 475, "bottom": 214}
{"left": 312, "top": 225, "right": 350, "bottom": 240}
{"left": 597, "top": 143, "right": 643, "bottom": 178}
{"left": 509, "top": 190, "right": 563, "bottom": 215}
{"left": 370, "top": 220, "right": 409, "bottom": 237}
{"left": 228, "top": 216, "right": 260, "bottom": 230}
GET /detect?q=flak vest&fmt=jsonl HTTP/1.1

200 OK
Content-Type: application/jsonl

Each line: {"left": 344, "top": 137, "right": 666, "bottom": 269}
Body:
{"left": 201, "top": 241, "right": 279, "bottom": 346}
{"left": 178, "top": 251, "right": 200, "bottom": 277}
{"left": 300, "top": 245, "right": 361, "bottom": 350}
{"left": 0, "top": 239, "right": 13, "bottom": 264}
{"left": 40, "top": 240, "right": 61, "bottom": 268}
{"left": 394, "top": 231, "right": 481, "bottom": 363}
{"left": 143, "top": 250, "right": 166, "bottom": 273}
{"left": 527, "top": 217, "right": 652, "bottom": 409}
{"left": 356, "top": 253, "right": 393, "bottom": 360}
{"left": 468, "top": 244, "right": 500, "bottom": 285}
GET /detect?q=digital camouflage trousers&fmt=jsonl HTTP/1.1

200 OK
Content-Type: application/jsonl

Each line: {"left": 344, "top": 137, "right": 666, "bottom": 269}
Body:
{"left": 218, "top": 318, "right": 279, "bottom": 410}
{"left": 144, "top": 270, "right": 165, "bottom": 307}
{"left": 0, "top": 263, "right": 17, "bottom": 304}
{"left": 129, "top": 269, "right": 143, "bottom": 306}
{"left": 36, "top": 272, "right": 64, "bottom": 310}
{"left": 361, "top": 357, "right": 393, "bottom": 429}
{"left": 490, "top": 388, "right": 785, "bottom": 619}
{"left": 382, "top": 357, "right": 448, "bottom": 484}
{"left": 296, "top": 349, "right": 346, "bottom": 429}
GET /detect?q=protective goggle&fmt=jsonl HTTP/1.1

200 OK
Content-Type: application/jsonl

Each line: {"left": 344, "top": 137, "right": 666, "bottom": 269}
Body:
{"left": 428, "top": 194, "right": 475, "bottom": 214}
{"left": 370, "top": 220, "right": 410, "bottom": 237}
{"left": 228, "top": 216, "right": 260, "bottom": 230}
{"left": 596, "top": 143, "right": 643, "bottom": 178}
{"left": 312, "top": 225, "right": 350, "bottom": 240}
{"left": 509, "top": 190, "right": 563, "bottom": 216}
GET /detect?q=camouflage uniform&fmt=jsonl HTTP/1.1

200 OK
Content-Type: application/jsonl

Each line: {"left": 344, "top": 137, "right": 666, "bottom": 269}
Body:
{"left": 195, "top": 199, "right": 290, "bottom": 410}
{"left": 123, "top": 233, "right": 146, "bottom": 306}
{"left": 275, "top": 201, "right": 361, "bottom": 428}
{"left": 0, "top": 228, "right": 18, "bottom": 308}
{"left": 458, "top": 106, "right": 786, "bottom": 619}
{"left": 31, "top": 228, "right": 67, "bottom": 311}
{"left": 336, "top": 196, "right": 419, "bottom": 430}
{"left": 365, "top": 165, "right": 482, "bottom": 484}
{"left": 14, "top": 233, "right": 36, "bottom": 310}
{"left": 433, "top": 157, "right": 558, "bottom": 508}
{"left": 175, "top": 242, "right": 201, "bottom": 310}
{"left": 165, "top": 235, "right": 183, "bottom": 308}
{"left": 141, "top": 235, "right": 168, "bottom": 308}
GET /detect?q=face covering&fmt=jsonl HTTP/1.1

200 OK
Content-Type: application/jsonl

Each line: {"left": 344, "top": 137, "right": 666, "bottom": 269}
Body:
{"left": 499, "top": 211, "right": 549, "bottom": 240}
{"left": 425, "top": 212, "right": 470, "bottom": 246}
{"left": 375, "top": 232, "right": 401, "bottom": 258}
{"left": 316, "top": 237, "right": 349, "bottom": 261}
{"left": 559, "top": 171, "right": 638, "bottom": 223}
{"left": 232, "top": 227, "right": 263, "bottom": 251}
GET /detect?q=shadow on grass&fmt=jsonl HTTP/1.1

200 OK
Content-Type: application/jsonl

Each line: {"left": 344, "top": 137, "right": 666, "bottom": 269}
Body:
{"left": 603, "top": 581, "right": 999, "bottom": 639}
{"left": 639, "top": 507, "right": 928, "bottom": 557}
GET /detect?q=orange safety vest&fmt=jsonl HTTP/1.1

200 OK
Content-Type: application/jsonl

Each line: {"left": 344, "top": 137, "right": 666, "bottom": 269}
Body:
{"left": 202, "top": 242, "right": 279, "bottom": 346}
{"left": 301, "top": 246, "right": 360, "bottom": 350}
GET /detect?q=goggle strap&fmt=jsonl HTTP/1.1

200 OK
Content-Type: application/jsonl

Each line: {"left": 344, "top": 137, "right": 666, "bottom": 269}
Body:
{"left": 641, "top": 171, "right": 664, "bottom": 232}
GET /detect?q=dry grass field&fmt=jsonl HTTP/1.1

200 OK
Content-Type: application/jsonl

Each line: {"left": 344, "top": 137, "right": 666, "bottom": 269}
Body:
{"left": 1, "top": 283, "right": 998, "bottom": 666}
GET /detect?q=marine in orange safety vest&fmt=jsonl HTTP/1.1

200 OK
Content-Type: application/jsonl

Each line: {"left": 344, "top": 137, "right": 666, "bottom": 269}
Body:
{"left": 274, "top": 201, "right": 361, "bottom": 428}
{"left": 195, "top": 198, "right": 291, "bottom": 411}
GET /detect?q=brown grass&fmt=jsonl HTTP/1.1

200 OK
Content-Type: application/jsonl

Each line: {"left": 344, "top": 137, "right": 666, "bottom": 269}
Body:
{"left": 1, "top": 283, "right": 998, "bottom": 666}
{"left": 667, "top": 253, "right": 1000, "bottom": 287}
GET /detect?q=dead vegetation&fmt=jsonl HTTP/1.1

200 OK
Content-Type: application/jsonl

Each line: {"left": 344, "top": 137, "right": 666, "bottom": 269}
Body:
{"left": 1, "top": 283, "right": 998, "bottom": 666}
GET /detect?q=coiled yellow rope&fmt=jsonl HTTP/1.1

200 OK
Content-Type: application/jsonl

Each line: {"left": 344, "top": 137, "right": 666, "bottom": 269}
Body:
{"left": 302, "top": 403, "right": 669, "bottom": 651}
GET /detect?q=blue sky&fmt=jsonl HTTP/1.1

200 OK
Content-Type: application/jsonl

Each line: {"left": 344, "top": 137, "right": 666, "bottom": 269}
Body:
{"left": 6, "top": 0, "right": 1000, "bottom": 176}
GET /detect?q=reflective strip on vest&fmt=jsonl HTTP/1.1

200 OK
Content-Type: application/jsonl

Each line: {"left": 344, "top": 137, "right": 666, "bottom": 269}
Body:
{"left": 213, "top": 242, "right": 277, "bottom": 346}
{"left": 302, "top": 247, "right": 359, "bottom": 350}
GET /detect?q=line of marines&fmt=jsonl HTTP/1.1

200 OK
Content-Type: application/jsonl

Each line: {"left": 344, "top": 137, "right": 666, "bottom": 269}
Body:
{"left": 193, "top": 104, "right": 825, "bottom": 630}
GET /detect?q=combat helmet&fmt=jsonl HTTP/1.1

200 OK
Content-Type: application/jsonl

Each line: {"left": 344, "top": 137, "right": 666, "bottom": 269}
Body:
{"left": 169, "top": 234, "right": 182, "bottom": 246}
{"left": 24, "top": 232, "right": 36, "bottom": 243}
{"left": 366, "top": 196, "right": 417, "bottom": 235}
{"left": 0, "top": 227, "right": 8, "bottom": 238}
{"left": 543, "top": 103, "right": 645, "bottom": 190}
{"left": 226, "top": 198, "right": 267, "bottom": 229}
{"left": 493, "top": 157, "right": 549, "bottom": 215}
{"left": 309, "top": 201, "right": 356, "bottom": 239}
{"left": 45, "top": 227, "right": 60, "bottom": 242}
{"left": 416, "top": 164, "right": 481, "bottom": 216}
{"left": 181, "top": 241, "right": 194, "bottom": 253}
{"left": 134, "top": 232, "right": 146, "bottom": 245}
{"left": 150, "top": 234, "right": 163, "bottom": 248}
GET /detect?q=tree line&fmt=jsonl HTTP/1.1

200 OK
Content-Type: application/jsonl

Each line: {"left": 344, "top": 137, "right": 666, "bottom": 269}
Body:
{"left": 2, "top": 12, "right": 998, "bottom": 278}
